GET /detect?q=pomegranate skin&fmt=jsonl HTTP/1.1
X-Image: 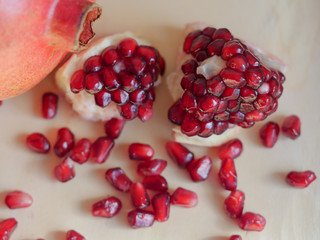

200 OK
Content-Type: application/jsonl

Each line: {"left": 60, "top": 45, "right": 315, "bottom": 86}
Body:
{"left": 0, "top": 0, "right": 102, "bottom": 100}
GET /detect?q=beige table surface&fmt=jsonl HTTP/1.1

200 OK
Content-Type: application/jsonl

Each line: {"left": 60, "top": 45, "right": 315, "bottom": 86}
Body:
{"left": 0, "top": 0, "right": 319, "bottom": 239}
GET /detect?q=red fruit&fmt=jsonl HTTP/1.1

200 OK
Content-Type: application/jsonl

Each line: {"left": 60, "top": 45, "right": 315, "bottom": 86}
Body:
{"left": 94, "top": 89, "right": 111, "bottom": 108}
{"left": 220, "top": 68, "right": 246, "bottom": 88}
{"left": 101, "top": 68, "right": 119, "bottom": 90}
{"left": 219, "top": 158, "right": 237, "bottom": 191}
{"left": 183, "top": 30, "right": 202, "bottom": 54}
{"left": 221, "top": 40, "right": 244, "bottom": 60}
{"left": 26, "top": 133, "right": 50, "bottom": 153}
{"left": 128, "top": 143, "right": 154, "bottom": 161}
{"left": 259, "top": 122, "right": 280, "bottom": 148}
{"left": 181, "top": 112, "right": 200, "bottom": 136}
{"left": 229, "top": 235, "right": 242, "bottom": 240}
{"left": 101, "top": 47, "right": 120, "bottom": 66}
{"left": 253, "top": 94, "right": 273, "bottom": 112}
{"left": 282, "top": 115, "right": 301, "bottom": 139}
{"left": 90, "top": 137, "right": 114, "bottom": 164}
{"left": 105, "top": 167, "right": 133, "bottom": 192}
{"left": 130, "top": 182, "right": 150, "bottom": 208}
{"left": 245, "top": 68, "right": 264, "bottom": 89}
{"left": 84, "top": 72, "right": 103, "bottom": 94}
{"left": 190, "top": 35, "right": 211, "bottom": 56}
{"left": 197, "top": 94, "right": 220, "bottom": 113}
{"left": 104, "top": 118, "right": 126, "bottom": 139}
{"left": 286, "top": 171, "right": 316, "bottom": 188}
{"left": 42, "top": 92, "right": 58, "bottom": 119}
{"left": 138, "top": 100, "right": 153, "bottom": 122}
{"left": 212, "top": 28, "right": 233, "bottom": 41}
{"left": 218, "top": 139, "right": 243, "bottom": 160}
{"left": 127, "top": 209, "right": 155, "bottom": 228}
{"left": 207, "top": 39, "right": 226, "bottom": 56}
{"left": 54, "top": 158, "right": 75, "bottom": 182}
{"left": 84, "top": 55, "right": 103, "bottom": 73}
{"left": 66, "top": 230, "right": 86, "bottom": 240}
{"left": 192, "top": 77, "right": 207, "bottom": 97}
{"left": 69, "top": 138, "right": 91, "bottom": 164}
{"left": 136, "top": 46, "right": 158, "bottom": 66}
{"left": 92, "top": 196, "right": 122, "bottom": 218}
{"left": 181, "top": 91, "right": 197, "bottom": 110}
{"left": 227, "top": 55, "right": 248, "bottom": 72}
{"left": 0, "top": 218, "right": 17, "bottom": 240}
{"left": 187, "top": 156, "right": 212, "bottom": 182}
{"left": 181, "top": 59, "right": 198, "bottom": 75}
{"left": 166, "top": 141, "right": 194, "bottom": 168}
{"left": 171, "top": 187, "right": 198, "bottom": 208}
{"left": 238, "top": 212, "right": 266, "bottom": 231}
{"left": 244, "top": 50, "right": 260, "bottom": 67}
{"left": 202, "top": 27, "right": 216, "bottom": 37}
{"left": 121, "top": 103, "right": 138, "bottom": 120}
{"left": 5, "top": 191, "right": 33, "bottom": 209}
{"left": 152, "top": 191, "right": 171, "bottom": 222}
{"left": 206, "top": 75, "right": 226, "bottom": 97}
{"left": 54, "top": 128, "right": 75, "bottom": 158}
{"left": 143, "top": 175, "right": 168, "bottom": 191}
{"left": 224, "top": 190, "right": 245, "bottom": 218}
{"left": 168, "top": 100, "right": 185, "bottom": 125}
{"left": 118, "top": 38, "right": 138, "bottom": 57}
{"left": 137, "top": 159, "right": 167, "bottom": 176}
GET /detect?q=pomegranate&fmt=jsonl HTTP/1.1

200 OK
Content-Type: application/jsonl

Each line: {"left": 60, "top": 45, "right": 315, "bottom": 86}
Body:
{"left": 137, "top": 159, "right": 167, "bottom": 176}
{"left": 282, "top": 115, "right": 301, "bottom": 139}
{"left": 26, "top": 133, "right": 50, "bottom": 153}
{"left": 91, "top": 197, "right": 122, "bottom": 218}
{"left": 127, "top": 209, "right": 155, "bottom": 228}
{"left": 5, "top": 190, "right": 33, "bottom": 209}
{"left": 238, "top": 212, "right": 266, "bottom": 231}
{"left": 0, "top": 0, "right": 102, "bottom": 100}
{"left": 259, "top": 121, "right": 280, "bottom": 148}
{"left": 171, "top": 187, "right": 198, "bottom": 208}
{"left": 105, "top": 167, "right": 133, "bottom": 192}
{"left": 286, "top": 171, "right": 316, "bottom": 188}
{"left": 218, "top": 139, "right": 243, "bottom": 160}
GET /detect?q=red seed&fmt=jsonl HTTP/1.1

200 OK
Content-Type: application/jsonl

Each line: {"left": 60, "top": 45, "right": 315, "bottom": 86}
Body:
{"left": 220, "top": 68, "right": 246, "bottom": 88}
{"left": 101, "top": 67, "right": 120, "bottom": 90}
{"left": 66, "top": 230, "right": 86, "bottom": 240}
{"left": 224, "top": 190, "right": 245, "bottom": 219}
{"left": 192, "top": 77, "right": 207, "bottom": 97}
{"left": 218, "top": 139, "right": 243, "bottom": 160}
{"left": 104, "top": 118, "right": 126, "bottom": 139}
{"left": 183, "top": 30, "right": 202, "bottom": 54}
{"left": 166, "top": 141, "right": 194, "bottom": 168}
{"left": 5, "top": 191, "right": 33, "bottom": 209}
{"left": 118, "top": 72, "right": 138, "bottom": 92}
{"left": 206, "top": 75, "right": 226, "bottom": 97}
{"left": 152, "top": 191, "right": 171, "bottom": 222}
{"left": 282, "top": 115, "right": 301, "bottom": 139}
{"left": 68, "top": 138, "right": 91, "bottom": 164}
{"left": 239, "top": 102, "right": 255, "bottom": 114}
{"left": 245, "top": 110, "right": 266, "bottom": 122}
{"left": 181, "top": 112, "right": 200, "bottom": 136}
{"left": 202, "top": 27, "right": 216, "bottom": 37}
{"left": 143, "top": 175, "right": 168, "bottom": 191}
{"left": 245, "top": 68, "right": 264, "bottom": 89}
{"left": 181, "top": 91, "right": 197, "bottom": 110}
{"left": 240, "top": 86, "right": 257, "bottom": 103}
{"left": 168, "top": 100, "right": 185, "bottom": 125}
{"left": 221, "top": 40, "right": 244, "bottom": 60}
{"left": 140, "top": 73, "right": 154, "bottom": 90}
{"left": 90, "top": 137, "right": 114, "bottom": 164}
{"left": 94, "top": 89, "right": 111, "bottom": 107}
{"left": 105, "top": 167, "right": 133, "bottom": 192}
{"left": 136, "top": 46, "right": 158, "bottom": 66}
{"left": 128, "top": 143, "right": 154, "bottom": 161}
{"left": 121, "top": 103, "right": 138, "bottom": 120}
{"left": 130, "top": 89, "right": 146, "bottom": 104}
{"left": 127, "top": 209, "right": 155, "bottom": 228}
{"left": 190, "top": 35, "right": 211, "bottom": 56}
{"left": 181, "top": 59, "right": 198, "bottom": 74}
{"left": 187, "top": 156, "right": 212, "bottom": 182}
{"left": 214, "top": 111, "right": 230, "bottom": 122}
{"left": 130, "top": 182, "right": 150, "bottom": 208}
{"left": 229, "top": 235, "right": 242, "bottom": 240}
{"left": 213, "top": 121, "right": 229, "bottom": 135}
{"left": 238, "top": 212, "right": 266, "bottom": 231}
{"left": 221, "top": 86, "right": 240, "bottom": 101}
{"left": 227, "top": 100, "right": 240, "bottom": 113}
{"left": 260, "top": 65, "right": 271, "bottom": 82}
{"left": 229, "top": 111, "right": 245, "bottom": 124}
{"left": 118, "top": 38, "right": 137, "bottom": 57}
{"left": 206, "top": 39, "right": 226, "bottom": 56}
{"left": 124, "top": 57, "right": 146, "bottom": 75}
{"left": 181, "top": 74, "right": 196, "bottom": 91}
{"left": 101, "top": 46, "right": 120, "bottom": 66}
{"left": 253, "top": 94, "right": 273, "bottom": 112}
{"left": 171, "top": 187, "right": 198, "bottom": 208}
{"left": 85, "top": 72, "right": 103, "bottom": 94}
{"left": 195, "top": 50, "right": 209, "bottom": 62}
{"left": 0, "top": 218, "right": 18, "bottom": 240}
{"left": 83, "top": 55, "right": 103, "bottom": 73}
{"left": 42, "top": 92, "right": 58, "bottom": 119}
{"left": 137, "top": 159, "right": 167, "bottom": 176}
{"left": 54, "top": 128, "right": 74, "bottom": 158}
{"left": 138, "top": 100, "right": 153, "bottom": 122}
{"left": 212, "top": 28, "right": 233, "bottom": 41}
{"left": 54, "top": 158, "right": 75, "bottom": 183}
{"left": 26, "top": 133, "right": 50, "bottom": 153}
{"left": 286, "top": 171, "right": 316, "bottom": 188}
{"left": 70, "top": 70, "right": 85, "bottom": 93}
{"left": 244, "top": 50, "right": 260, "bottom": 67}
{"left": 218, "top": 158, "right": 237, "bottom": 191}
{"left": 227, "top": 54, "right": 248, "bottom": 72}
{"left": 92, "top": 196, "right": 122, "bottom": 218}
{"left": 259, "top": 122, "right": 280, "bottom": 148}
{"left": 197, "top": 94, "right": 220, "bottom": 114}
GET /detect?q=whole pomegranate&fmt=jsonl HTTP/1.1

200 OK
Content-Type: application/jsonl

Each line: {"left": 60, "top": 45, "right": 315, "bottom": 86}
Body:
{"left": 0, "top": 0, "right": 102, "bottom": 100}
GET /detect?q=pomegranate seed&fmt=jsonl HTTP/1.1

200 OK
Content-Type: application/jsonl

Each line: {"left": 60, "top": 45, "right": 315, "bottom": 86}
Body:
{"left": 187, "top": 156, "right": 212, "bottom": 182}
{"left": 198, "top": 121, "right": 214, "bottom": 137}
{"left": 129, "top": 143, "right": 154, "bottom": 161}
{"left": 105, "top": 167, "right": 133, "bottom": 192}
{"left": 54, "top": 158, "right": 75, "bottom": 182}
{"left": 239, "top": 102, "right": 255, "bottom": 114}
{"left": 221, "top": 40, "right": 244, "bottom": 60}
{"left": 202, "top": 27, "right": 216, "bottom": 37}
{"left": 268, "top": 78, "right": 281, "bottom": 98}
{"left": 130, "top": 89, "right": 146, "bottom": 104}
{"left": 282, "top": 115, "right": 301, "bottom": 139}
{"left": 197, "top": 94, "right": 220, "bottom": 114}
{"left": 26, "top": 133, "right": 50, "bottom": 153}
{"left": 207, "top": 39, "right": 226, "bottom": 56}
{"left": 181, "top": 74, "right": 196, "bottom": 91}
{"left": 124, "top": 57, "right": 146, "bottom": 75}
{"left": 286, "top": 171, "right": 316, "bottom": 188}
{"left": 229, "top": 111, "right": 245, "bottom": 124}
{"left": 227, "top": 54, "right": 248, "bottom": 72}
{"left": 121, "top": 103, "right": 138, "bottom": 120}
{"left": 190, "top": 35, "right": 211, "bottom": 56}
{"left": 213, "top": 121, "right": 229, "bottom": 135}
{"left": 240, "top": 87, "right": 257, "bottom": 103}
{"left": 118, "top": 72, "right": 138, "bottom": 92}
{"left": 118, "top": 38, "right": 137, "bottom": 57}
{"left": 192, "top": 77, "right": 207, "bottom": 97}
{"left": 214, "top": 111, "right": 230, "bottom": 122}
{"left": 94, "top": 89, "right": 111, "bottom": 107}
{"left": 219, "top": 158, "right": 237, "bottom": 191}
{"left": 258, "top": 82, "right": 270, "bottom": 95}
{"left": 0, "top": 218, "right": 17, "bottom": 240}
{"left": 101, "top": 67, "right": 120, "bottom": 90}
{"left": 66, "top": 230, "right": 85, "bottom": 240}
{"left": 137, "top": 159, "right": 167, "bottom": 176}
{"left": 221, "top": 86, "right": 240, "bottom": 101}
{"left": 181, "top": 112, "right": 200, "bottom": 136}
{"left": 111, "top": 88, "right": 129, "bottom": 105}
{"left": 171, "top": 187, "right": 198, "bottom": 207}
{"left": 238, "top": 212, "right": 266, "bottom": 231}
{"left": 220, "top": 68, "right": 246, "bottom": 88}
{"left": 138, "top": 100, "right": 153, "bottom": 122}
{"left": 245, "top": 68, "right": 264, "bottom": 89}
{"left": 227, "top": 100, "right": 240, "bottom": 113}
{"left": 85, "top": 72, "right": 103, "bottom": 94}
{"left": 152, "top": 191, "right": 171, "bottom": 222}
{"left": 218, "top": 139, "right": 243, "bottom": 160}
{"left": 195, "top": 50, "right": 209, "bottom": 62}
{"left": 143, "top": 175, "right": 168, "bottom": 191}
{"left": 104, "top": 118, "right": 126, "bottom": 139}
{"left": 42, "top": 92, "right": 58, "bottom": 119}
{"left": 130, "top": 182, "right": 150, "bottom": 208}
{"left": 5, "top": 191, "right": 33, "bottom": 209}
{"left": 166, "top": 141, "right": 194, "bottom": 168}
{"left": 181, "top": 91, "right": 197, "bottom": 110}
{"left": 224, "top": 190, "right": 245, "bottom": 219}
{"left": 212, "top": 28, "right": 233, "bottom": 41}
{"left": 127, "top": 209, "right": 155, "bottom": 228}
{"left": 279, "top": 71, "right": 286, "bottom": 84}
{"left": 183, "top": 30, "right": 201, "bottom": 54}
{"left": 259, "top": 122, "right": 279, "bottom": 148}
{"left": 245, "top": 110, "right": 266, "bottom": 122}
{"left": 237, "top": 120, "right": 255, "bottom": 128}
{"left": 206, "top": 75, "right": 225, "bottom": 97}
{"left": 244, "top": 51, "right": 260, "bottom": 67}
{"left": 83, "top": 55, "right": 103, "bottom": 73}
{"left": 265, "top": 99, "right": 278, "bottom": 115}
{"left": 159, "top": 55, "right": 166, "bottom": 75}
{"left": 101, "top": 46, "right": 120, "bottom": 66}
{"left": 136, "top": 46, "right": 158, "bottom": 66}
{"left": 196, "top": 110, "right": 214, "bottom": 122}
{"left": 70, "top": 70, "right": 85, "bottom": 93}
{"left": 92, "top": 196, "right": 122, "bottom": 218}
{"left": 229, "top": 235, "right": 242, "bottom": 240}
{"left": 253, "top": 94, "right": 273, "bottom": 112}
{"left": 216, "top": 100, "right": 228, "bottom": 113}
{"left": 181, "top": 59, "right": 198, "bottom": 74}
{"left": 90, "top": 137, "right": 114, "bottom": 164}
{"left": 260, "top": 65, "right": 271, "bottom": 82}
{"left": 69, "top": 138, "right": 91, "bottom": 164}
{"left": 54, "top": 128, "right": 74, "bottom": 158}
{"left": 0, "top": 100, "right": 2, "bottom": 106}
{"left": 140, "top": 73, "right": 154, "bottom": 90}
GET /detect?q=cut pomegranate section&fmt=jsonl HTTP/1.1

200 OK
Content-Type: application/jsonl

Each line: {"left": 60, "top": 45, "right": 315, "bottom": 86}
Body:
{"left": 127, "top": 209, "right": 155, "bottom": 228}
{"left": 66, "top": 230, "right": 86, "bottom": 240}
{"left": 238, "top": 212, "right": 266, "bottom": 231}
{"left": 259, "top": 121, "right": 279, "bottom": 148}
{"left": 0, "top": 218, "right": 17, "bottom": 240}
{"left": 152, "top": 191, "right": 171, "bottom": 222}
{"left": 105, "top": 167, "right": 133, "bottom": 192}
{"left": 130, "top": 182, "right": 150, "bottom": 208}
{"left": 90, "top": 137, "right": 114, "bottom": 164}
{"left": 218, "top": 139, "right": 243, "bottom": 160}
{"left": 42, "top": 92, "right": 58, "bottom": 119}
{"left": 26, "top": 133, "right": 50, "bottom": 153}
{"left": 224, "top": 190, "right": 245, "bottom": 218}
{"left": 91, "top": 197, "right": 122, "bottom": 218}
{"left": 104, "top": 118, "right": 126, "bottom": 139}
{"left": 128, "top": 143, "right": 154, "bottom": 161}
{"left": 137, "top": 159, "right": 167, "bottom": 176}
{"left": 5, "top": 191, "right": 33, "bottom": 209}
{"left": 166, "top": 141, "right": 194, "bottom": 168}
{"left": 69, "top": 138, "right": 91, "bottom": 164}
{"left": 54, "top": 158, "right": 75, "bottom": 183}
{"left": 187, "top": 156, "right": 212, "bottom": 182}
{"left": 171, "top": 187, "right": 198, "bottom": 208}
{"left": 282, "top": 115, "right": 301, "bottom": 139}
{"left": 142, "top": 175, "right": 168, "bottom": 191}
{"left": 286, "top": 171, "right": 316, "bottom": 188}
{"left": 218, "top": 158, "right": 237, "bottom": 191}
{"left": 54, "top": 128, "right": 75, "bottom": 158}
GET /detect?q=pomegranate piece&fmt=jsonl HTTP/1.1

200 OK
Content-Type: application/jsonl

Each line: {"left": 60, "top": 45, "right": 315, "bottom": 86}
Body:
{"left": 224, "top": 190, "right": 245, "bottom": 219}
{"left": 238, "top": 212, "right": 266, "bottom": 231}
{"left": 286, "top": 171, "right": 316, "bottom": 188}
{"left": 92, "top": 196, "right": 122, "bottom": 218}
{"left": 66, "top": 230, "right": 86, "bottom": 240}
{"left": 118, "top": 38, "right": 138, "bottom": 57}
{"left": 26, "top": 133, "right": 50, "bottom": 153}
{"left": 152, "top": 191, "right": 171, "bottom": 222}
{"left": 0, "top": 218, "right": 17, "bottom": 240}
{"left": 90, "top": 137, "right": 114, "bottom": 164}
{"left": 70, "top": 70, "right": 86, "bottom": 93}
{"left": 54, "top": 158, "right": 75, "bottom": 183}
{"left": 282, "top": 115, "right": 301, "bottom": 139}
{"left": 94, "top": 89, "right": 111, "bottom": 108}
{"left": 187, "top": 156, "right": 212, "bottom": 182}
{"left": 171, "top": 187, "right": 198, "bottom": 208}
{"left": 127, "top": 209, "right": 155, "bottom": 228}
{"left": 130, "top": 182, "right": 150, "bottom": 208}
{"left": 105, "top": 167, "right": 133, "bottom": 192}
{"left": 218, "top": 158, "right": 237, "bottom": 191}
{"left": 5, "top": 190, "right": 33, "bottom": 209}
{"left": 42, "top": 92, "right": 58, "bottom": 119}
{"left": 128, "top": 143, "right": 154, "bottom": 161}
{"left": 104, "top": 118, "right": 126, "bottom": 139}
{"left": 259, "top": 122, "right": 280, "bottom": 148}
{"left": 218, "top": 139, "right": 243, "bottom": 160}
{"left": 229, "top": 235, "right": 242, "bottom": 240}
{"left": 143, "top": 175, "right": 168, "bottom": 191}
{"left": 166, "top": 141, "right": 194, "bottom": 168}
{"left": 84, "top": 55, "right": 103, "bottom": 73}
{"left": 137, "top": 159, "right": 167, "bottom": 176}
{"left": 54, "top": 128, "right": 75, "bottom": 158}
{"left": 68, "top": 138, "right": 91, "bottom": 164}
